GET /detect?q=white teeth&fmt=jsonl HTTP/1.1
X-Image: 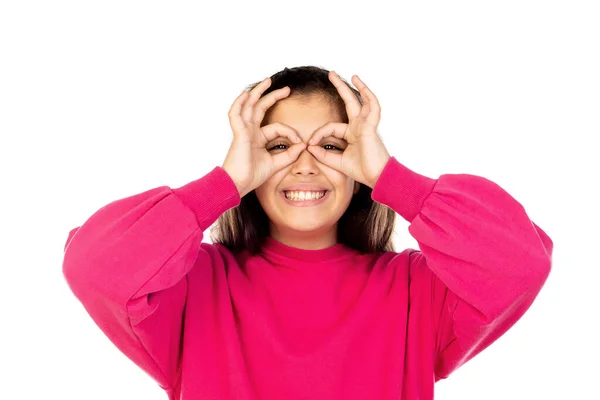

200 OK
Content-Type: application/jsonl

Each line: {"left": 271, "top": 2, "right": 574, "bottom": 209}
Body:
{"left": 284, "top": 191, "right": 326, "bottom": 201}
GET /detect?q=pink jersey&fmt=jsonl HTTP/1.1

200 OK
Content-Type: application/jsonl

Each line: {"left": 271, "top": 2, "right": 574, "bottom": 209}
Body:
{"left": 63, "top": 157, "right": 553, "bottom": 399}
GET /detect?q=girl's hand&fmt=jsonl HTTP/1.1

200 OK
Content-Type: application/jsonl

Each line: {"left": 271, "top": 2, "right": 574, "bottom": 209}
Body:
{"left": 222, "top": 78, "right": 307, "bottom": 198}
{"left": 307, "top": 72, "right": 390, "bottom": 188}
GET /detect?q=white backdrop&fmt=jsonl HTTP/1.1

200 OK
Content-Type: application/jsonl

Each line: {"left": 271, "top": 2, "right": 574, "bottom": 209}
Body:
{"left": 1, "top": 1, "right": 598, "bottom": 399}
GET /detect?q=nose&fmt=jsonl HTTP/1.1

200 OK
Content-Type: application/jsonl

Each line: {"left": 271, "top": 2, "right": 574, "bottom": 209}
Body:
{"left": 291, "top": 148, "right": 319, "bottom": 176}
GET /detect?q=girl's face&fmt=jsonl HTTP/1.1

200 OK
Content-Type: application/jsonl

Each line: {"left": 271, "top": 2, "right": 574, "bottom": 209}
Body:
{"left": 255, "top": 94, "right": 359, "bottom": 250}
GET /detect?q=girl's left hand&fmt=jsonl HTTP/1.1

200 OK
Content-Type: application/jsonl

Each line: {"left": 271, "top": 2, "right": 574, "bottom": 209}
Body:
{"left": 307, "top": 71, "right": 390, "bottom": 188}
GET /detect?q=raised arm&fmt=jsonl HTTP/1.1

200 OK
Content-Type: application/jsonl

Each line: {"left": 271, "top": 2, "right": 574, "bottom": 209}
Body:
{"left": 372, "top": 157, "right": 553, "bottom": 379}
{"left": 62, "top": 167, "right": 240, "bottom": 392}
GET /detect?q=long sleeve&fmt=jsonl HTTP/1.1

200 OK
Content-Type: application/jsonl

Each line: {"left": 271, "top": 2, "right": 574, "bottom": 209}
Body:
{"left": 371, "top": 157, "right": 553, "bottom": 380}
{"left": 62, "top": 167, "right": 240, "bottom": 393}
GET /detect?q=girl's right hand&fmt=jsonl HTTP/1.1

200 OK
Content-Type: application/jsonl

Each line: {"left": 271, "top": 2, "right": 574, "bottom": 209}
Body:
{"left": 222, "top": 78, "right": 307, "bottom": 198}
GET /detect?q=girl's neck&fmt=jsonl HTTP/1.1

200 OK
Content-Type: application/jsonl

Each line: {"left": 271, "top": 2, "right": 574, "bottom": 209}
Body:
{"left": 269, "top": 226, "right": 337, "bottom": 250}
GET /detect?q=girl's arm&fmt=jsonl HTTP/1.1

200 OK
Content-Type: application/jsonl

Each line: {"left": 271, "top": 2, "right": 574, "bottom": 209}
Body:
{"left": 372, "top": 157, "right": 553, "bottom": 380}
{"left": 62, "top": 167, "right": 240, "bottom": 391}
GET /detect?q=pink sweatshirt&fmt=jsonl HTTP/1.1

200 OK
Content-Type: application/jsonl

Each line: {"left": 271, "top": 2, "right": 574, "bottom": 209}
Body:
{"left": 62, "top": 157, "right": 553, "bottom": 400}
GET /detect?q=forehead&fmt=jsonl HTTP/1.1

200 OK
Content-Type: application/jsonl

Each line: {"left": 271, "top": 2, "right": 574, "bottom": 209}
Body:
{"left": 264, "top": 95, "right": 343, "bottom": 138}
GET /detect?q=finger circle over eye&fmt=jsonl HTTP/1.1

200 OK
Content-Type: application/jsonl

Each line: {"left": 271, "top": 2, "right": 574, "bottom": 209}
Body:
{"left": 309, "top": 122, "right": 348, "bottom": 145}
{"left": 261, "top": 122, "right": 301, "bottom": 144}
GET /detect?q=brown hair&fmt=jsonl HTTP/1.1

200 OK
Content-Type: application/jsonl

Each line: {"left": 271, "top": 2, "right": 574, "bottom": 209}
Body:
{"left": 210, "top": 66, "right": 396, "bottom": 254}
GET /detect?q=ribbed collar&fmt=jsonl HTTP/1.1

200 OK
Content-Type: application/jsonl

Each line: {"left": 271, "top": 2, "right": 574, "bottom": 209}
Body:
{"left": 259, "top": 236, "right": 357, "bottom": 263}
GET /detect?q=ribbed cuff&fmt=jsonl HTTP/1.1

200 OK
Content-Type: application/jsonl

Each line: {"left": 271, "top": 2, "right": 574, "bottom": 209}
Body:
{"left": 371, "top": 157, "right": 438, "bottom": 222}
{"left": 172, "top": 167, "right": 241, "bottom": 230}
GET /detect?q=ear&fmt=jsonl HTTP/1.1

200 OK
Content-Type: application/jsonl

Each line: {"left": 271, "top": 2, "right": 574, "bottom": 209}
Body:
{"left": 353, "top": 181, "right": 360, "bottom": 195}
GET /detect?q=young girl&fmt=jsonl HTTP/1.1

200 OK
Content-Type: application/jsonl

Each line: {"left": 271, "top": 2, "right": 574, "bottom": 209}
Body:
{"left": 62, "top": 66, "right": 553, "bottom": 400}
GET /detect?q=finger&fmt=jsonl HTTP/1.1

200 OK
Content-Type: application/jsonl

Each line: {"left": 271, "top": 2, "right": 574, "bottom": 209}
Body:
{"left": 329, "top": 71, "right": 361, "bottom": 119}
{"left": 241, "top": 77, "right": 272, "bottom": 122}
{"left": 260, "top": 122, "right": 303, "bottom": 144}
{"left": 307, "top": 145, "right": 344, "bottom": 172}
{"left": 308, "top": 122, "right": 348, "bottom": 145}
{"left": 228, "top": 90, "right": 250, "bottom": 138}
{"left": 351, "top": 75, "right": 381, "bottom": 126}
{"left": 271, "top": 142, "right": 307, "bottom": 171}
{"left": 252, "top": 86, "right": 291, "bottom": 124}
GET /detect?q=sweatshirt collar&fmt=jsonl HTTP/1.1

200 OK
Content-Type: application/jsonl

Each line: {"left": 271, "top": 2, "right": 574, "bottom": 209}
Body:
{"left": 260, "top": 236, "right": 357, "bottom": 263}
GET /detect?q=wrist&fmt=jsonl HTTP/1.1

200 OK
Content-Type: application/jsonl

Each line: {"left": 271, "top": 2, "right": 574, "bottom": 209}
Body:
{"left": 367, "top": 154, "right": 391, "bottom": 188}
{"left": 221, "top": 166, "right": 248, "bottom": 198}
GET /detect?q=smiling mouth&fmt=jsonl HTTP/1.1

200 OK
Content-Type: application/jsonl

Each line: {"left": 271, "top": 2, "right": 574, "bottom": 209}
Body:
{"left": 283, "top": 190, "right": 327, "bottom": 201}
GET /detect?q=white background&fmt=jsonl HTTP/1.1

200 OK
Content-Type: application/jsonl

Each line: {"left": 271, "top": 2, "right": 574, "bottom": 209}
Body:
{"left": 1, "top": 1, "right": 598, "bottom": 399}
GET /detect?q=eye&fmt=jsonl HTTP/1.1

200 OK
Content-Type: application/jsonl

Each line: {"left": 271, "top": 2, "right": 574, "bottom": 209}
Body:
{"left": 323, "top": 144, "right": 343, "bottom": 151}
{"left": 267, "top": 143, "right": 289, "bottom": 151}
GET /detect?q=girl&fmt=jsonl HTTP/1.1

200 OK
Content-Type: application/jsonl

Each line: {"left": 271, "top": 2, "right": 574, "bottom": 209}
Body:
{"left": 63, "top": 66, "right": 553, "bottom": 400}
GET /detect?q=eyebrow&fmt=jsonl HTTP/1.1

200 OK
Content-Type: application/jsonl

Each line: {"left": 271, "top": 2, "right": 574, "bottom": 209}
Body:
{"left": 315, "top": 137, "right": 347, "bottom": 143}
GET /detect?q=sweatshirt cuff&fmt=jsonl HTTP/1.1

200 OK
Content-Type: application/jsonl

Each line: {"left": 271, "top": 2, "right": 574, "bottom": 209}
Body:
{"left": 171, "top": 167, "right": 241, "bottom": 230}
{"left": 371, "top": 157, "right": 438, "bottom": 222}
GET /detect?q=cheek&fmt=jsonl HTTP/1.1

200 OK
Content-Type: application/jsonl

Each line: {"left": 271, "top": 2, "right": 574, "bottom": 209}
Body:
{"left": 254, "top": 176, "right": 280, "bottom": 205}
{"left": 254, "top": 185, "right": 270, "bottom": 206}
{"left": 339, "top": 177, "right": 356, "bottom": 196}
{"left": 320, "top": 170, "right": 353, "bottom": 198}
{"left": 344, "top": 184, "right": 355, "bottom": 201}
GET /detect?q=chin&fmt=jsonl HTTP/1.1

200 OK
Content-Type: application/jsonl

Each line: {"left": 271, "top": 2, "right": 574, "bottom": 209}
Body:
{"left": 286, "top": 220, "right": 327, "bottom": 233}
{"left": 278, "top": 217, "right": 333, "bottom": 234}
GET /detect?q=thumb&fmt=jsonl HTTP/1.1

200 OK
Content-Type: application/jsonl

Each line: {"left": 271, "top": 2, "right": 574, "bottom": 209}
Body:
{"left": 307, "top": 145, "right": 343, "bottom": 172}
{"left": 271, "top": 142, "right": 307, "bottom": 171}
